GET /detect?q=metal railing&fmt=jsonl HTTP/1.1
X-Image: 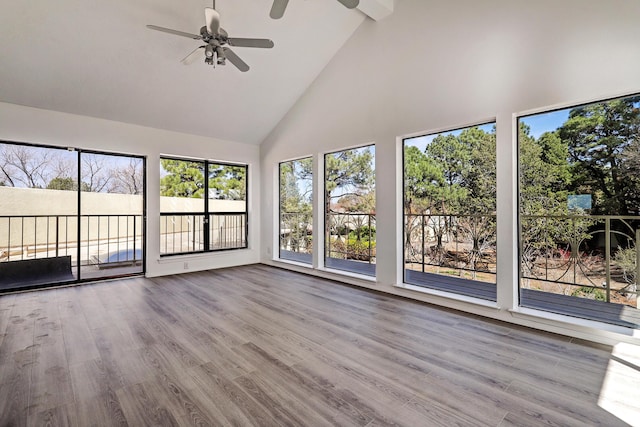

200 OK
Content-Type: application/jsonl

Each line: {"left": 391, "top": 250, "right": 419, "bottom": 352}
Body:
{"left": 160, "top": 212, "right": 247, "bottom": 256}
{"left": 0, "top": 214, "right": 143, "bottom": 266}
{"left": 279, "top": 211, "right": 312, "bottom": 255}
{"left": 520, "top": 214, "right": 639, "bottom": 307}
{"left": 404, "top": 213, "right": 497, "bottom": 282}
{"left": 326, "top": 212, "right": 376, "bottom": 263}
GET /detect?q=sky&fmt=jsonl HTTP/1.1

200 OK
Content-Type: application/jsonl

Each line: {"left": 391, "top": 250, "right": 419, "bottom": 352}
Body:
{"left": 519, "top": 109, "right": 570, "bottom": 139}
{"left": 404, "top": 108, "right": 572, "bottom": 151}
{"left": 405, "top": 122, "right": 496, "bottom": 152}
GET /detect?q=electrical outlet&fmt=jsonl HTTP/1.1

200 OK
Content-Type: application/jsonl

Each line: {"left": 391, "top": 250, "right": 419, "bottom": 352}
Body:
{"left": 183, "top": 262, "right": 189, "bottom": 270}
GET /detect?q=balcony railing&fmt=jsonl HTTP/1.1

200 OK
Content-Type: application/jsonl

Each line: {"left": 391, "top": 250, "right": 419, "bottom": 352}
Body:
{"left": 404, "top": 213, "right": 497, "bottom": 283}
{"left": 160, "top": 212, "right": 247, "bottom": 256}
{"left": 520, "top": 214, "right": 639, "bottom": 308}
{"left": 0, "top": 214, "right": 143, "bottom": 267}
{"left": 279, "top": 211, "right": 313, "bottom": 264}
{"left": 324, "top": 212, "right": 376, "bottom": 276}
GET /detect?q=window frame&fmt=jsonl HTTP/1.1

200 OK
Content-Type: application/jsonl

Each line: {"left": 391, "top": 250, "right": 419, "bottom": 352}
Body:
{"left": 278, "top": 156, "right": 313, "bottom": 264}
{"left": 159, "top": 156, "right": 248, "bottom": 257}
{"left": 401, "top": 121, "right": 498, "bottom": 299}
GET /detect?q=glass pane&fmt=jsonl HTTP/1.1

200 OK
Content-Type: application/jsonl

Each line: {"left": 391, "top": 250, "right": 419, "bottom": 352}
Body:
{"left": 80, "top": 152, "right": 144, "bottom": 280}
{"left": 208, "top": 163, "right": 247, "bottom": 250}
{"left": 279, "top": 158, "right": 313, "bottom": 263}
{"left": 403, "top": 123, "right": 497, "bottom": 300}
{"left": 324, "top": 145, "right": 376, "bottom": 276}
{"left": 0, "top": 143, "right": 78, "bottom": 290}
{"left": 160, "top": 158, "right": 205, "bottom": 255}
{"left": 518, "top": 94, "right": 640, "bottom": 327}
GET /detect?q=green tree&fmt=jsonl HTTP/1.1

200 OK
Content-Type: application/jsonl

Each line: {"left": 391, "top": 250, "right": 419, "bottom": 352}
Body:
{"left": 208, "top": 164, "right": 246, "bottom": 200}
{"left": 457, "top": 126, "right": 497, "bottom": 214}
{"left": 425, "top": 134, "right": 469, "bottom": 213}
{"left": 160, "top": 159, "right": 205, "bottom": 198}
{"left": 559, "top": 96, "right": 640, "bottom": 215}
{"left": 619, "top": 138, "right": 640, "bottom": 214}
{"left": 47, "top": 177, "right": 90, "bottom": 191}
{"left": 280, "top": 158, "right": 312, "bottom": 214}
{"left": 325, "top": 147, "right": 374, "bottom": 215}
{"left": 403, "top": 145, "right": 444, "bottom": 214}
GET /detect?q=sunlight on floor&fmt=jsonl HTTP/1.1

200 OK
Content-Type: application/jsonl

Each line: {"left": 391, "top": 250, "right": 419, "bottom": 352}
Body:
{"left": 598, "top": 343, "right": 640, "bottom": 426}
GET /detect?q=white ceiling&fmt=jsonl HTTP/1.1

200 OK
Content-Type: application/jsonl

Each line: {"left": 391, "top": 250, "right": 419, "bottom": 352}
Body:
{"left": 0, "top": 0, "right": 369, "bottom": 145}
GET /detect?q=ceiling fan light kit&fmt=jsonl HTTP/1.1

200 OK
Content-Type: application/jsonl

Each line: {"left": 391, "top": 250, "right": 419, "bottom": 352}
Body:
{"left": 147, "top": 5, "right": 273, "bottom": 72}
{"left": 147, "top": 0, "right": 360, "bottom": 71}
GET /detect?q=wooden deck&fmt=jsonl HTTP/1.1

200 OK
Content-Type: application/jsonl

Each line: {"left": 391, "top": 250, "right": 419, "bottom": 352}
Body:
{"left": 325, "top": 257, "right": 376, "bottom": 276}
{"left": 521, "top": 289, "right": 640, "bottom": 329}
{"left": 279, "top": 249, "right": 312, "bottom": 264}
{"left": 405, "top": 269, "right": 640, "bottom": 329}
{"left": 405, "top": 270, "right": 497, "bottom": 301}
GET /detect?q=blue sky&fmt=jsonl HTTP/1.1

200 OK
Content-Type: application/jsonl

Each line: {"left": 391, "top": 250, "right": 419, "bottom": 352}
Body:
{"left": 405, "top": 122, "right": 496, "bottom": 152}
{"left": 405, "top": 109, "right": 572, "bottom": 152}
{"left": 520, "top": 109, "right": 570, "bottom": 139}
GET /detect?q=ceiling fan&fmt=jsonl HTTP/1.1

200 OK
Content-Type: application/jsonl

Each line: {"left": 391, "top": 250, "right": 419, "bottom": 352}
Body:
{"left": 147, "top": 2, "right": 274, "bottom": 72}
{"left": 270, "top": 0, "right": 360, "bottom": 19}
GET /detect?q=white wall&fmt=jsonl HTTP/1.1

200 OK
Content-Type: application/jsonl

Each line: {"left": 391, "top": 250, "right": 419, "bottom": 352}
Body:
{"left": 0, "top": 101, "right": 261, "bottom": 277}
{"left": 260, "top": 0, "right": 640, "bottom": 344}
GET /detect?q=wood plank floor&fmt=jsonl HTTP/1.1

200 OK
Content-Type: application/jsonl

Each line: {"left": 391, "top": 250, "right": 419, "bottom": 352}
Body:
{"left": 1, "top": 264, "right": 639, "bottom": 426}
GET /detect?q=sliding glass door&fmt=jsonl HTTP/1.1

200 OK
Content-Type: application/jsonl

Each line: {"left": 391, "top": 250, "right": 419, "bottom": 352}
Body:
{"left": 0, "top": 141, "right": 145, "bottom": 292}
{"left": 80, "top": 152, "right": 145, "bottom": 281}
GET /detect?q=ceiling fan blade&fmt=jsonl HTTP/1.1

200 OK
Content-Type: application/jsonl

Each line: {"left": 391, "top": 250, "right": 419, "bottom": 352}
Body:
{"left": 337, "top": 0, "right": 359, "bottom": 8}
{"left": 146, "top": 25, "right": 201, "bottom": 40}
{"left": 205, "top": 7, "right": 221, "bottom": 35}
{"left": 270, "top": 0, "right": 289, "bottom": 19}
{"left": 223, "top": 47, "right": 249, "bottom": 72}
{"left": 181, "top": 46, "right": 204, "bottom": 65}
{"left": 227, "top": 38, "right": 274, "bottom": 49}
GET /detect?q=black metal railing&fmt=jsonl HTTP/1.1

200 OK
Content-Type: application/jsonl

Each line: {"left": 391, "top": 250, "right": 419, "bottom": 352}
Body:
{"left": 0, "top": 214, "right": 143, "bottom": 267}
{"left": 404, "top": 213, "right": 497, "bottom": 282}
{"left": 326, "top": 212, "right": 376, "bottom": 264}
{"left": 520, "top": 214, "right": 639, "bottom": 307}
{"left": 160, "top": 212, "right": 247, "bottom": 256}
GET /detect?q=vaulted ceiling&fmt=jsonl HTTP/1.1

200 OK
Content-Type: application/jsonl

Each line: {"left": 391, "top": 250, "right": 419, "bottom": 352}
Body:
{"left": 0, "top": 0, "right": 391, "bottom": 145}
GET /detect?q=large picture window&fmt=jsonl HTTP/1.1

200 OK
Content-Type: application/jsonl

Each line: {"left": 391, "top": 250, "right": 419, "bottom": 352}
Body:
{"left": 324, "top": 145, "right": 376, "bottom": 276}
{"left": 403, "top": 123, "right": 497, "bottom": 300}
{"left": 279, "top": 157, "right": 313, "bottom": 264}
{"left": 518, "top": 94, "right": 640, "bottom": 327}
{"left": 160, "top": 157, "right": 247, "bottom": 256}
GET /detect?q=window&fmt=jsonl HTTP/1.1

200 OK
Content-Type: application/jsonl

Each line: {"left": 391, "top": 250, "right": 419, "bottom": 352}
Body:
{"left": 279, "top": 157, "right": 313, "bottom": 264}
{"left": 324, "top": 145, "right": 376, "bottom": 276}
{"left": 518, "top": 94, "right": 640, "bottom": 326}
{"left": 403, "top": 123, "right": 497, "bottom": 300}
{"left": 160, "top": 158, "right": 247, "bottom": 256}
{"left": 0, "top": 141, "right": 145, "bottom": 291}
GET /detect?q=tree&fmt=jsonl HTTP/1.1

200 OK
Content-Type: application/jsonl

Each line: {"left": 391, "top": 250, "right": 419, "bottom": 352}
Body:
{"left": 457, "top": 126, "right": 497, "bottom": 214}
{"left": 403, "top": 145, "right": 444, "bottom": 214}
{"left": 47, "top": 177, "right": 90, "bottom": 192}
{"left": 160, "top": 159, "right": 205, "bottom": 198}
{"left": 81, "top": 155, "right": 112, "bottom": 193}
{"left": 559, "top": 96, "right": 640, "bottom": 215}
{"left": 109, "top": 158, "right": 144, "bottom": 195}
{"left": 0, "top": 144, "right": 56, "bottom": 188}
{"left": 208, "top": 164, "right": 246, "bottom": 200}
{"left": 619, "top": 139, "right": 640, "bottom": 214}
{"left": 324, "top": 147, "right": 375, "bottom": 215}
{"left": 279, "top": 158, "right": 313, "bottom": 253}
{"left": 424, "top": 134, "right": 469, "bottom": 214}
